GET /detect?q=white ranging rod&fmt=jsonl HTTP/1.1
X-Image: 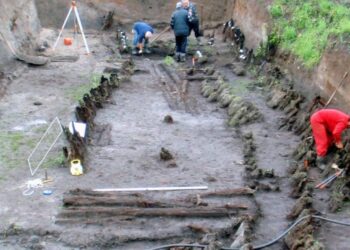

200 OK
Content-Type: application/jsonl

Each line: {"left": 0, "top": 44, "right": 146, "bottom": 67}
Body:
{"left": 93, "top": 186, "right": 209, "bottom": 192}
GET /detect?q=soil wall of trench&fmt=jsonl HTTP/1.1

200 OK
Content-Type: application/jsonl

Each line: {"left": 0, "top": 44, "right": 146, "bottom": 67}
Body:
{"left": 0, "top": 0, "right": 41, "bottom": 69}
{"left": 34, "top": 0, "right": 233, "bottom": 29}
{"left": 0, "top": 0, "right": 349, "bottom": 107}
{"left": 229, "top": 0, "right": 350, "bottom": 108}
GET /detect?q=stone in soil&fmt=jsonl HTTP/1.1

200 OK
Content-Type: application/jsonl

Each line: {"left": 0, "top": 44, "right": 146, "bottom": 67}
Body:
{"left": 163, "top": 114, "right": 174, "bottom": 124}
{"left": 160, "top": 147, "right": 174, "bottom": 161}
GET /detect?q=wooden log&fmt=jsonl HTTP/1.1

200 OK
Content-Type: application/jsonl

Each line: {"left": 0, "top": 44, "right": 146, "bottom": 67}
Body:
{"left": 67, "top": 188, "right": 142, "bottom": 197}
{"left": 186, "top": 75, "right": 218, "bottom": 81}
{"left": 63, "top": 195, "right": 193, "bottom": 208}
{"left": 194, "top": 188, "right": 255, "bottom": 198}
{"left": 59, "top": 206, "right": 246, "bottom": 219}
{"left": 63, "top": 195, "right": 250, "bottom": 210}
{"left": 93, "top": 186, "right": 208, "bottom": 192}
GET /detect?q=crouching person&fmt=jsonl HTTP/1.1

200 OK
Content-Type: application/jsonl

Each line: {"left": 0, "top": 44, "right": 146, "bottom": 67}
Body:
{"left": 132, "top": 22, "right": 154, "bottom": 55}
{"left": 171, "top": 3, "right": 190, "bottom": 62}
{"left": 310, "top": 109, "right": 350, "bottom": 168}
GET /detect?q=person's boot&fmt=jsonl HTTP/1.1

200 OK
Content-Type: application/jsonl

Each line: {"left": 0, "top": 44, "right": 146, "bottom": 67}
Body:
{"left": 132, "top": 47, "right": 138, "bottom": 55}
{"left": 175, "top": 52, "right": 181, "bottom": 62}
{"left": 196, "top": 37, "right": 203, "bottom": 46}
{"left": 316, "top": 156, "right": 328, "bottom": 170}
{"left": 144, "top": 43, "right": 151, "bottom": 54}
{"left": 180, "top": 53, "right": 186, "bottom": 62}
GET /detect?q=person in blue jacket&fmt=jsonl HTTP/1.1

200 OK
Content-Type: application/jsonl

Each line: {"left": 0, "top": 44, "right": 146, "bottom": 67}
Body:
{"left": 170, "top": 2, "right": 190, "bottom": 62}
{"left": 132, "top": 22, "right": 154, "bottom": 55}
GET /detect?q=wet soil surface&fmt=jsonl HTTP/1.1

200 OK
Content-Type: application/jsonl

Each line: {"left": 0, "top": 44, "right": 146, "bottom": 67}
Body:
{"left": 217, "top": 66, "right": 300, "bottom": 249}
{"left": 1, "top": 29, "right": 349, "bottom": 249}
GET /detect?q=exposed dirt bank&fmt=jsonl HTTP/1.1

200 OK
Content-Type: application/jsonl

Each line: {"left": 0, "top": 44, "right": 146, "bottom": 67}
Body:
{"left": 230, "top": 0, "right": 350, "bottom": 107}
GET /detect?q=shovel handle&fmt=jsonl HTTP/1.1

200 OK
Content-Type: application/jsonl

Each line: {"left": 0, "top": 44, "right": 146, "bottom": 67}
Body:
{"left": 315, "top": 174, "right": 336, "bottom": 188}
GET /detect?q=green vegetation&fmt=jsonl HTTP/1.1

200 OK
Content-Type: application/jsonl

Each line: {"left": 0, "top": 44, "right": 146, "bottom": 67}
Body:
{"left": 255, "top": 33, "right": 281, "bottom": 60}
{"left": 163, "top": 56, "right": 175, "bottom": 66}
{"left": 270, "top": 0, "right": 350, "bottom": 67}
{"left": 0, "top": 132, "right": 26, "bottom": 169}
{"left": 229, "top": 79, "right": 255, "bottom": 95}
{"left": 68, "top": 73, "right": 109, "bottom": 101}
{"left": 41, "top": 152, "right": 65, "bottom": 169}
{"left": 0, "top": 123, "right": 63, "bottom": 172}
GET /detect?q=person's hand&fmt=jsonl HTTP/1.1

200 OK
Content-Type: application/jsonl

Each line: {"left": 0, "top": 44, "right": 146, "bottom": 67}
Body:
{"left": 335, "top": 141, "right": 344, "bottom": 149}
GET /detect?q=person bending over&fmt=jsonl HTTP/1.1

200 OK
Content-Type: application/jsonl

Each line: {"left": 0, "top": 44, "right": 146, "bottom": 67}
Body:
{"left": 310, "top": 109, "right": 350, "bottom": 167}
{"left": 132, "top": 22, "right": 154, "bottom": 55}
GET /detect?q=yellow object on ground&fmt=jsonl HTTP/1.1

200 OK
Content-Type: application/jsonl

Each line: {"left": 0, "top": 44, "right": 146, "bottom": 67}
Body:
{"left": 70, "top": 159, "right": 83, "bottom": 176}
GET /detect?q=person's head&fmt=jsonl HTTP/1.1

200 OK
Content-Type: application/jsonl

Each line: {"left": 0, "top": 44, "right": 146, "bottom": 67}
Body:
{"left": 181, "top": 0, "right": 190, "bottom": 8}
{"left": 145, "top": 31, "right": 153, "bottom": 40}
{"left": 176, "top": 2, "right": 182, "bottom": 9}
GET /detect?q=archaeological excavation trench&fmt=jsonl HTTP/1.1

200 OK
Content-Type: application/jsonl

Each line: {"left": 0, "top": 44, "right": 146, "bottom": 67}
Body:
{"left": 1, "top": 0, "right": 350, "bottom": 250}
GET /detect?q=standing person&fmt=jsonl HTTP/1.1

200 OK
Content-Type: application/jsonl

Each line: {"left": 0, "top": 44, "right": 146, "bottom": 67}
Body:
{"left": 171, "top": 2, "right": 190, "bottom": 62}
{"left": 310, "top": 109, "right": 350, "bottom": 166}
{"left": 132, "top": 22, "right": 154, "bottom": 55}
{"left": 179, "top": 0, "right": 202, "bottom": 45}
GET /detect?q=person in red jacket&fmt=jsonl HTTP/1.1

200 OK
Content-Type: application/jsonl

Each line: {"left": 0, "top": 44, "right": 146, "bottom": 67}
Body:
{"left": 310, "top": 109, "right": 350, "bottom": 162}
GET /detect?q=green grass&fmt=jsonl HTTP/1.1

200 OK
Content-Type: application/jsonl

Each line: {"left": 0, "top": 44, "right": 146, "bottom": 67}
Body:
{"left": 269, "top": 3, "right": 283, "bottom": 18}
{"left": 163, "top": 56, "right": 175, "bottom": 66}
{"left": 0, "top": 123, "right": 63, "bottom": 171}
{"left": 229, "top": 79, "right": 255, "bottom": 95}
{"left": 270, "top": 0, "right": 350, "bottom": 67}
{"left": 68, "top": 73, "right": 109, "bottom": 101}
{"left": 41, "top": 152, "right": 65, "bottom": 169}
{"left": 0, "top": 132, "right": 26, "bottom": 169}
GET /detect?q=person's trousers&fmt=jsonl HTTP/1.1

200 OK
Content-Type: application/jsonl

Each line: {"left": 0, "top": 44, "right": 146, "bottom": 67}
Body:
{"left": 132, "top": 30, "right": 139, "bottom": 46}
{"left": 310, "top": 115, "right": 333, "bottom": 157}
{"left": 189, "top": 20, "right": 200, "bottom": 38}
{"left": 175, "top": 35, "right": 187, "bottom": 54}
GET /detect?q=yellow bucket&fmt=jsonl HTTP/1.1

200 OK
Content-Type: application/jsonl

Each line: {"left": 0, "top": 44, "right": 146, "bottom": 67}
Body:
{"left": 70, "top": 159, "right": 83, "bottom": 176}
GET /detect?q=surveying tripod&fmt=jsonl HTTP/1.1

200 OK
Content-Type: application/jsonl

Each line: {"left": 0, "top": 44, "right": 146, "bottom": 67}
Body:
{"left": 53, "top": 0, "right": 90, "bottom": 54}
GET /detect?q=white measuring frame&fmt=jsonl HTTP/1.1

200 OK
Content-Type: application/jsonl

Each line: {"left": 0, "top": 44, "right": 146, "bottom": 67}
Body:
{"left": 27, "top": 117, "right": 63, "bottom": 176}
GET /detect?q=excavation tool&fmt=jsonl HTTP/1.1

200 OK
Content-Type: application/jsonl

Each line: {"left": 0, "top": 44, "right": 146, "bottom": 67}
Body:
{"left": 149, "top": 26, "right": 171, "bottom": 44}
{"left": 53, "top": 0, "right": 90, "bottom": 54}
{"left": 315, "top": 164, "right": 344, "bottom": 189}
{"left": 324, "top": 71, "right": 349, "bottom": 108}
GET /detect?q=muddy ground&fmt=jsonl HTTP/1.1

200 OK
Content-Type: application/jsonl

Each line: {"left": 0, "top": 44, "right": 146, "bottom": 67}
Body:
{"left": 0, "top": 26, "right": 350, "bottom": 250}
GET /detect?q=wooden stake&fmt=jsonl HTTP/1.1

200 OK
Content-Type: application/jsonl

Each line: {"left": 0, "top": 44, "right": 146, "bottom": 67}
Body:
{"left": 324, "top": 71, "right": 349, "bottom": 108}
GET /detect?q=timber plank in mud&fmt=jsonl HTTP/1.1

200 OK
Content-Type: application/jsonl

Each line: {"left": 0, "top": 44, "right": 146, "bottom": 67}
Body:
{"left": 59, "top": 206, "right": 245, "bottom": 219}
{"left": 58, "top": 189, "right": 252, "bottom": 224}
